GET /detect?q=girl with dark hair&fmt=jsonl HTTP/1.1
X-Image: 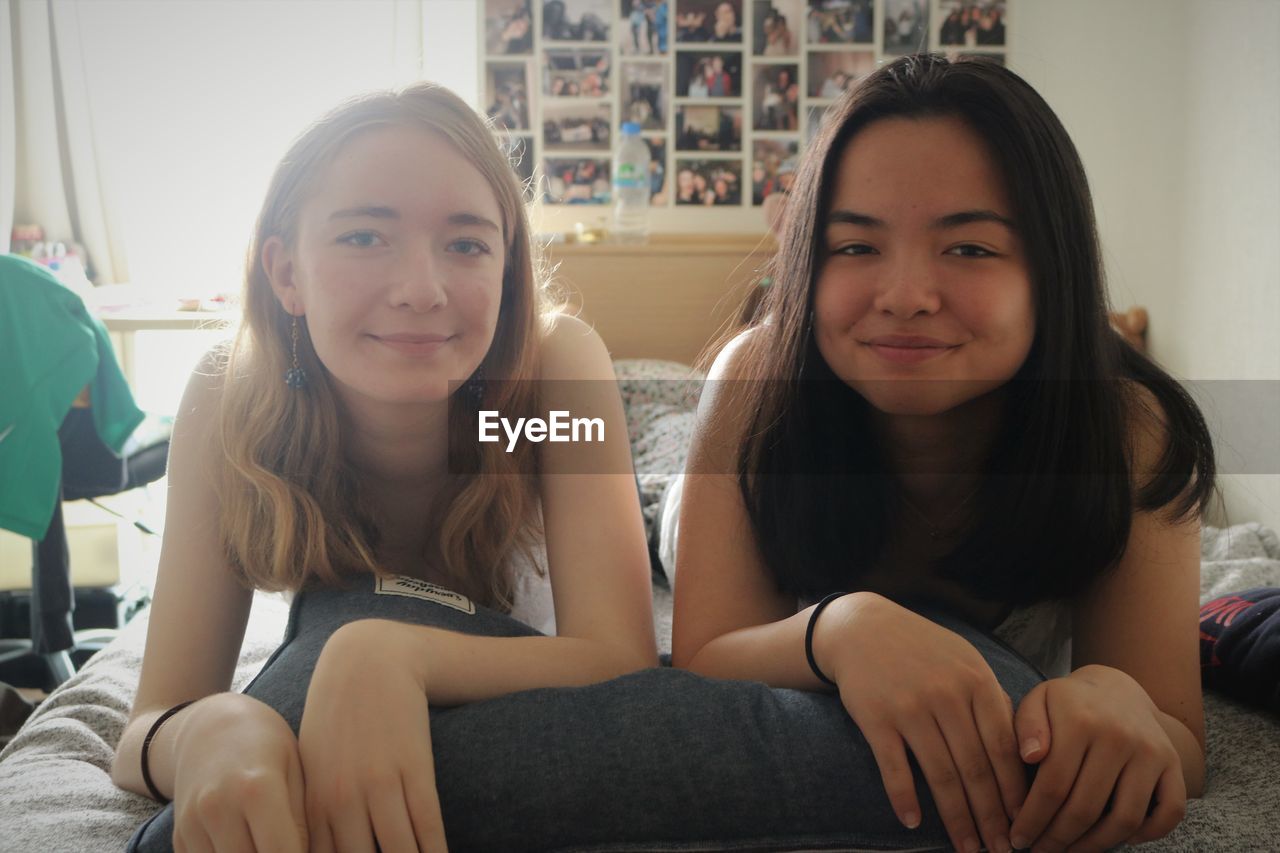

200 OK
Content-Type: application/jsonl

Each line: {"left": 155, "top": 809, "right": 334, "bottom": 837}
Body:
{"left": 672, "top": 54, "right": 1214, "bottom": 853}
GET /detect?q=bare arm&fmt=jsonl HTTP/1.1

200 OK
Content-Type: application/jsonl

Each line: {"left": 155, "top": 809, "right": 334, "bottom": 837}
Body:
{"left": 1069, "top": 515, "right": 1205, "bottom": 797}
{"left": 110, "top": 357, "right": 256, "bottom": 799}
{"left": 670, "top": 329, "right": 813, "bottom": 681}
{"left": 534, "top": 314, "right": 657, "bottom": 672}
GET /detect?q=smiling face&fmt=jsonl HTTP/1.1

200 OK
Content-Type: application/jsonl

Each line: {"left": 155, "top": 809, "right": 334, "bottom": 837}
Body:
{"left": 812, "top": 115, "right": 1034, "bottom": 417}
{"left": 267, "top": 125, "right": 505, "bottom": 411}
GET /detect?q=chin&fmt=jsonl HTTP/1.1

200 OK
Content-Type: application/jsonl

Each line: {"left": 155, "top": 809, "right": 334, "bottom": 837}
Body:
{"left": 846, "top": 378, "right": 996, "bottom": 418}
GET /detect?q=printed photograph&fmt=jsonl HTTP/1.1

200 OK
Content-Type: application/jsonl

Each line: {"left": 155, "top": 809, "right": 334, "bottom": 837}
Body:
{"left": 937, "top": 0, "right": 1006, "bottom": 47}
{"left": 485, "top": 0, "right": 534, "bottom": 54}
{"left": 485, "top": 61, "right": 533, "bottom": 131}
{"left": 543, "top": 48, "right": 611, "bottom": 97}
{"left": 883, "top": 0, "right": 929, "bottom": 54}
{"left": 542, "top": 157, "right": 611, "bottom": 203}
{"left": 620, "top": 0, "right": 670, "bottom": 55}
{"left": 543, "top": 0, "right": 612, "bottom": 42}
{"left": 676, "top": 105, "right": 742, "bottom": 152}
{"left": 543, "top": 102, "right": 613, "bottom": 151}
{"left": 675, "top": 51, "right": 742, "bottom": 97}
{"left": 674, "top": 158, "right": 743, "bottom": 205}
{"left": 752, "top": 139, "right": 798, "bottom": 205}
{"left": 675, "top": 0, "right": 743, "bottom": 43}
{"left": 805, "top": 103, "right": 833, "bottom": 142}
{"left": 620, "top": 62, "right": 668, "bottom": 130}
{"left": 805, "top": 0, "right": 873, "bottom": 44}
{"left": 753, "top": 0, "right": 801, "bottom": 56}
{"left": 752, "top": 64, "right": 799, "bottom": 131}
{"left": 805, "top": 51, "right": 875, "bottom": 98}
{"left": 644, "top": 137, "right": 669, "bottom": 203}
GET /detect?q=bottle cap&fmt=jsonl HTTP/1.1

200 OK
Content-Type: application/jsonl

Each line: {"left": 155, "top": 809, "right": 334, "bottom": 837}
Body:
{"left": 621, "top": 122, "right": 641, "bottom": 135}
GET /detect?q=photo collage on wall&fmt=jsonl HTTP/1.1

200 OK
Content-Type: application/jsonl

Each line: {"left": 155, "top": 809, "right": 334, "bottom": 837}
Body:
{"left": 481, "top": 0, "right": 1008, "bottom": 209}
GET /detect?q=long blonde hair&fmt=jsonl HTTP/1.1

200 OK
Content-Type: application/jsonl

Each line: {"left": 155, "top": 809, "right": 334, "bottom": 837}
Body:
{"left": 215, "top": 83, "right": 548, "bottom": 609}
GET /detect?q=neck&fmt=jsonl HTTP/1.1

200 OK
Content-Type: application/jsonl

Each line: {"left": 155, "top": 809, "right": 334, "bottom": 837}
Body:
{"left": 342, "top": 399, "right": 449, "bottom": 484}
{"left": 872, "top": 390, "right": 1005, "bottom": 505}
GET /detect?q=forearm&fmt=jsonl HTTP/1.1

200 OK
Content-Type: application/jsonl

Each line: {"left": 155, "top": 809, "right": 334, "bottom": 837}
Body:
{"left": 111, "top": 695, "right": 215, "bottom": 799}
{"left": 337, "top": 620, "right": 655, "bottom": 707}
{"left": 681, "top": 592, "right": 872, "bottom": 690}
{"left": 1157, "top": 708, "right": 1205, "bottom": 798}
{"left": 113, "top": 705, "right": 182, "bottom": 798}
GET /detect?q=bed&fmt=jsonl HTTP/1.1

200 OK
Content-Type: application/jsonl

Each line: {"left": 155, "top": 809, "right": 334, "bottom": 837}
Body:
{"left": 1, "top": 357, "right": 1279, "bottom": 851}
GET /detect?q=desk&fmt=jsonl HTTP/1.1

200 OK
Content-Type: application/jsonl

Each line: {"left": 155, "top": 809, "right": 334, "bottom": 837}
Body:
{"left": 95, "top": 303, "right": 237, "bottom": 386}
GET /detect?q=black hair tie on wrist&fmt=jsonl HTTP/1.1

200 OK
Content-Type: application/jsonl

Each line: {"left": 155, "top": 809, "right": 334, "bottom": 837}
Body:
{"left": 140, "top": 700, "right": 195, "bottom": 804}
{"left": 805, "top": 592, "right": 848, "bottom": 687}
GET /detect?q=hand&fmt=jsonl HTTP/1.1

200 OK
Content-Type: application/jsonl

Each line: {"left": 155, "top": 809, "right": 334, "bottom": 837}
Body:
{"left": 1010, "top": 665, "right": 1186, "bottom": 852}
{"left": 299, "top": 619, "right": 448, "bottom": 853}
{"left": 171, "top": 693, "right": 308, "bottom": 853}
{"left": 816, "top": 593, "right": 1027, "bottom": 853}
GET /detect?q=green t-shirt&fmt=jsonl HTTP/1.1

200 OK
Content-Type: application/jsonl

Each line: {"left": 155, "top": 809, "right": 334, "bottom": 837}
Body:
{"left": 0, "top": 254, "right": 145, "bottom": 539}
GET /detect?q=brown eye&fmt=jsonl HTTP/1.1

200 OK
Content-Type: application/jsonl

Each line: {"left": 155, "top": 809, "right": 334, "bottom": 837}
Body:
{"left": 946, "top": 244, "right": 996, "bottom": 258}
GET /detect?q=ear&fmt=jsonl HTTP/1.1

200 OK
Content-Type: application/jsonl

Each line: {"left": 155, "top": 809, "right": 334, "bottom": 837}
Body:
{"left": 262, "top": 235, "right": 304, "bottom": 316}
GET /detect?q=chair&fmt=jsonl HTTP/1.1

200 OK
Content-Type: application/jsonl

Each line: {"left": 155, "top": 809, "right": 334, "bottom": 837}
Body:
{"left": 0, "top": 254, "right": 166, "bottom": 688}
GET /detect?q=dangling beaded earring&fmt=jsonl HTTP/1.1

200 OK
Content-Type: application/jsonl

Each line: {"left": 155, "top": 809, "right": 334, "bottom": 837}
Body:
{"left": 464, "top": 364, "right": 485, "bottom": 402}
{"left": 284, "top": 315, "right": 308, "bottom": 389}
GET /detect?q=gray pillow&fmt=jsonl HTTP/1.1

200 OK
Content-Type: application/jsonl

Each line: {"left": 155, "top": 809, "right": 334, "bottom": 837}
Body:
{"left": 129, "top": 575, "right": 1042, "bottom": 852}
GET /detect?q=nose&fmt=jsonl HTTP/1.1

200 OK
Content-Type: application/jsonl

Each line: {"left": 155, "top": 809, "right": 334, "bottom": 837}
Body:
{"left": 871, "top": 252, "right": 941, "bottom": 319}
{"left": 389, "top": 244, "right": 447, "bottom": 313}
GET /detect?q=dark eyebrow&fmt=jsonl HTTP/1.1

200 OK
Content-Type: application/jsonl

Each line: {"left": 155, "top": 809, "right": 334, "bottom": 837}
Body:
{"left": 828, "top": 210, "right": 885, "bottom": 228}
{"left": 935, "top": 209, "right": 1016, "bottom": 230}
{"left": 827, "top": 209, "right": 1016, "bottom": 230}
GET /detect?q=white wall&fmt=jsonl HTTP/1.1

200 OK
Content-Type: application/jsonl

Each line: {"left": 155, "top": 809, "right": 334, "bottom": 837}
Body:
{"left": 1013, "top": 0, "right": 1280, "bottom": 529}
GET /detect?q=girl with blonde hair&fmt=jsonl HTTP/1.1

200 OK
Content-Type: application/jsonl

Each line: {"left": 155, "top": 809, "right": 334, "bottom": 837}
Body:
{"left": 114, "top": 82, "right": 656, "bottom": 851}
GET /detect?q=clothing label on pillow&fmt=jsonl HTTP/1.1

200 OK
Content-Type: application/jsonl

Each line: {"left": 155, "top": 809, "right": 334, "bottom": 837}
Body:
{"left": 375, "top": 576, "right": 476, "bottom": 614}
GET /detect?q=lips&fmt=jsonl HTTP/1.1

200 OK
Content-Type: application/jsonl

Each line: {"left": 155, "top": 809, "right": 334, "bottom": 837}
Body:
{"left": 371, "top": 332, "right": 454, "bottom": 356}
{"left": 862, "top": 335, "right": 959, "bottom": 365}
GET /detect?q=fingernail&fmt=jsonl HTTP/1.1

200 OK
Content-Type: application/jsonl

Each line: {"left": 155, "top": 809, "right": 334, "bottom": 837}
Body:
{"left": 963, "top": 837, "right": 980, "bottom": 853}
{"left": 1020, "top": 737, "right": 1041, "bottom": 760}
{"left": 1011, "top": 834, "right": 1029, "bottom": 849}
{"left": 996, "top": 836, "right": 1012, "bottom": 853}
{"left": 901, "top": 810, "right": 920, "bottom": 828}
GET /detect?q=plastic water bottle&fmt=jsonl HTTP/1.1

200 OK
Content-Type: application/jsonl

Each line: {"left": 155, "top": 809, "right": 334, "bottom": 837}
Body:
{"left": 611, "top": 122, "right": 651, "bottom": 243}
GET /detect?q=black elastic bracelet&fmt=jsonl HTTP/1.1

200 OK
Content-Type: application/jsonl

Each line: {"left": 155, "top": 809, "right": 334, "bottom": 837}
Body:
{"left": 140, "top": 700, "right": 195, "bottom": 804}
{"left": 805, "top": 592, "right": 848, "bottom": 687}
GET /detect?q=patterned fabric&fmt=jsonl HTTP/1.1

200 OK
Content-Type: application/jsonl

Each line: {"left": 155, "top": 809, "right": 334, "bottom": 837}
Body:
{"left": 613, "top": 359, "right": 705, "bottom": 555}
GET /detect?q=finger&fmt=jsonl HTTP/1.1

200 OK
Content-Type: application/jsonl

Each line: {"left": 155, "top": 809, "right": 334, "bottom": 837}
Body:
{"left": 307, "top": 798, "right": 336, "bottom": 853}
{"left": 368, "top": 779, "right": 422, "bottom": 853}
{"left": 1070, "top": 761, "right": 1161, "bottom": 852}
{"left": 243, "top": 780, "right": 308, "bottom": 853}
{"left": 1013, "top": 681, "right": 1052, "bottom": 765}
{"left": 329, "top": 806, "right": 379, "bottom": 853}
{"left": 174, "top": 819, "right": 214, "bottom": 853}
{"left": 902, "top": 718, "right": 983, "bottom": 853}
{"left": 191, "top": 797, "right": 255, "bottom": 853}
{"left": 1009, "top": 734, "right": 1087, "bottom": 851}
{"left": 862, "top": 723, "right": 925, "bottom": 832}
{"left": 935, "top": 701, "right": 1011, "bottom": 853}
{"left": 404, "top": 770, "right": 450, "bottom": 852}
{"left": 974, "top": 684, "right": 1028, "bottom": 822}
{"left": 1127, "top": 765, "right": 1188, "bottom": 844}
{"left": 1034, "top": 745, "right": 1123, "bottom": 851}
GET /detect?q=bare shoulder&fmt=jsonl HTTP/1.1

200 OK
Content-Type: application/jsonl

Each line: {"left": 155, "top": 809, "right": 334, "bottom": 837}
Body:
{"left": 706, "top": 324, "right": 762, "bottom": 381}
{"left": 539, "top": 312, "right": 615, "bottom": 382}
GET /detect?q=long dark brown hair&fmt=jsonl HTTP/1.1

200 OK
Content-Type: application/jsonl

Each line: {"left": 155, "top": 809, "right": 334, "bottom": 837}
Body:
{"left": 728, "top": 54, "right": 1215, "bottom": 606}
